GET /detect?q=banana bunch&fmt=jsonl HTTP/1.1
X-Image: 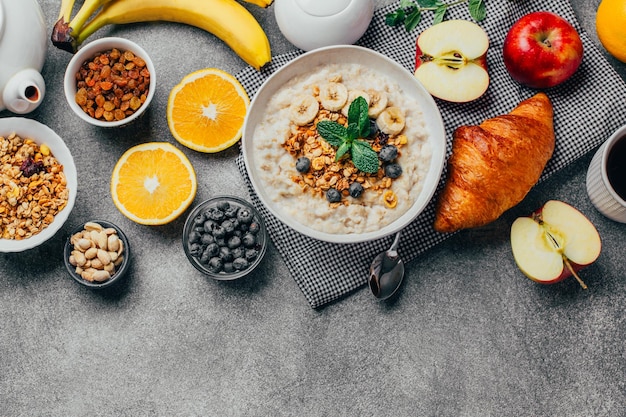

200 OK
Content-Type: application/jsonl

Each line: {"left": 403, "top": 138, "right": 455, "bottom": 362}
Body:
{"left": 51, "top": 0, "right": 272, "bottom": 70}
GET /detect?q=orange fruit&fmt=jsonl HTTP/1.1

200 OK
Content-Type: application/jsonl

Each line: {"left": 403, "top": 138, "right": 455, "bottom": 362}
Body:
{"left": 167, "top": 68, "right": 250, "bottom": 153}
{"left": 110, "top": 142, "right": 197, "bottom": 225}
{"left": 596, "top": 0, "right": 626, "bottom": 63}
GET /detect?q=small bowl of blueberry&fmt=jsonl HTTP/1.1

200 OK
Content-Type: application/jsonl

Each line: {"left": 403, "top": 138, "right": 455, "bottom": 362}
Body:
{"left": 182, "top": 195, "right": 268, "bottom": 280}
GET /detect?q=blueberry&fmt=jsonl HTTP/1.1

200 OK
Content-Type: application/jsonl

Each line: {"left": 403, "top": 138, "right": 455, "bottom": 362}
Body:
{"left": 227, "top": 235, "right": 242, "bottom": 249}
{"left": 242, "top": 233, "right": 257, "bottom": 248}
{"left": 379, "top": 145, "right": 398, "bottom": 162}
{"left": 348, "top": 182, "right": 364, "bottom": 198}
{"left": 384, "top": 163, "right": 403, "bottom": 179}
{"left": 295, "top": 156, "right": 311, "bottom": 173}
{"left": 326, "top": 188, "right": 342, "bottom": 203}
{"left": 203, "top": 220, "right": 216, "bottom": 233}
{"left": 225, "top": 206, "right": 239, "bottom": 218}
{"left": 248, "top": 222, "right": 260, "bottom": 234}
{"left": 367, "top": 119, "right": 379, "bottom": 138}
{"left": 216, "top": 201, "right": 230, "bottom": 211}
{"left": 219, "top": 246, "right": 233, "bottom": 262}
{"left": 245, "top": 248, "right": 259, "bottom": 261}
{"left": 200, "top": 233, "right": 215, "bottom": 245}
{"left": 208, "top": 257, "right": 223, "bottom": 272}
{"left": 203, "top": 243, "right": 220, "bottom": 258}
{"left": 223, "top": 262, "right": 235, "bottom": 273}
{"left": 207, "top": 208, "right": 225, "bottom": 222}
{"left": 212, "top": 225, "right": 226, "bottom": 239}
{"left": 188, "top": 230, "right": 202, "bottom": 244}
{"left": 188, "top": 243, "right": 202, "bottom": 257}
{"left": 222, "top": 219, "right": 236, "bottom": 234}
{"left": 193, "top": 213, "right": 206, "bottom": 227}
{"left": 237, "top": 208, "right": 254, "bottom": 224}
{"left": 231, "top": 247, "right": 245, "bottom": 259}
{"left": 233, "top": 257, "right": 249, "bottom": 271}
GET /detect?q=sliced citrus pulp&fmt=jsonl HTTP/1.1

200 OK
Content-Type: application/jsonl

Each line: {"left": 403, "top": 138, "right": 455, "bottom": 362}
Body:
{"left": 167, "top": 68, "right": 250, "bottom": 153}
{"left": 111, "top": 142, "right": 197, "bottom": 225}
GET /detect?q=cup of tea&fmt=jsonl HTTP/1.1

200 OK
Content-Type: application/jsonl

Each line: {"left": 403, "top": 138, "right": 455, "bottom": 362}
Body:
{"left": 586, "top": 125, "right": 626, "bottom": 223}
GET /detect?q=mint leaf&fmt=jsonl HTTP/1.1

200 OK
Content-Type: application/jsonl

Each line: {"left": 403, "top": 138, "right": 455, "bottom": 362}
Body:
{"left": 400, "top": 0, "right": 415, "bottom": 7}
{"left": 346, "top": 96, "right": 370, "bottom": 139}
{"left": 404, "top": 8, "right": 422, "bottom": 31}
{"left": 433, "top": 5, "right": 447, "bottom": 24}
{"left": 317, "top": 120, "right": 347, "bottom": 147}
{"left": 468, "top": 0, "right": 486, "bottom": 21}
{"left": 351, "top": 140, "right": 379, "bottom": 174}
{"left": 417, "top": 0, "right": 442, "bottom": 7}
{"left": 335, "top": 141, "right": 352, "bottom": 161}
{"left": 385, "top": 9, "right": 406, "bottom": 27}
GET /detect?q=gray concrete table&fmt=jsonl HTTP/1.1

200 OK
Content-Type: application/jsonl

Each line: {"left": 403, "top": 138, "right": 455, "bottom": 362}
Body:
{"left": 2, "top": 1, "right": 625, "bottom": 416}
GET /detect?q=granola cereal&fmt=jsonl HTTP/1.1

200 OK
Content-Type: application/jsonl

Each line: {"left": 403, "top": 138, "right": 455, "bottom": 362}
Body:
{"left": 252, "top": 63, "right": 432, "bottom": 234}
{"left": 0, "top": 133, "right": 69, "bottom": 240}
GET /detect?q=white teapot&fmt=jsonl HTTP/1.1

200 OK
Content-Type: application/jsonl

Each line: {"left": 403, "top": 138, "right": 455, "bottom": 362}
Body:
{"left": 0, "top": 0, "right": 47, "bottom": 114}
{"left": 275, "top": 0, "right": 375, "bottom": 52}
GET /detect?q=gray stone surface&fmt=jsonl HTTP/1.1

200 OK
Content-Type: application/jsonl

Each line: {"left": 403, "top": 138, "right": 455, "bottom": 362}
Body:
{"left": 2, "top": 0, "right": 625, "bottom": 416}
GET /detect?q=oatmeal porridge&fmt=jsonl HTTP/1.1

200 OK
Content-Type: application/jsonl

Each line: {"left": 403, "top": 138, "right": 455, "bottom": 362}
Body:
{"left": 252, "top": 62, "right": 432, "bottom": 234}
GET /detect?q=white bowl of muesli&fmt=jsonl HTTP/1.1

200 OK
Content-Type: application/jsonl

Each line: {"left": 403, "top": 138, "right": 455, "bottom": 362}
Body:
{"left": 0, "top": 118, "right": 77, "bottom": 252}
{"left": 242, "top": 45, "right": 446, "bottom": 243}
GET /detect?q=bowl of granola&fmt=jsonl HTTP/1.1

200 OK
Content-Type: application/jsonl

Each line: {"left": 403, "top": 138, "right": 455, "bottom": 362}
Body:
{"left": 241, "top": 45, "right": 446, "bottom": 243}
{"left": 0, "top": 118, "right": 77, "bottom": 252}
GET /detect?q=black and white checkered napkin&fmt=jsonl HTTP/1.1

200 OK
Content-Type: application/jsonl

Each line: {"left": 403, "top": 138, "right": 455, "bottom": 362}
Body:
{"left": 235, "top": 0, "right": 626, "bottom": 308}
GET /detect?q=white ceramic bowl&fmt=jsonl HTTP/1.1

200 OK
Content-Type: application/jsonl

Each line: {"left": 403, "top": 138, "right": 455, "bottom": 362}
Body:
{"left": 0, "top": 117, "right": 77, "bottom": 252}
{"left": 241, "top": 45, "right": 446, "bottom": 244}
{"left": 64, "top": 37, "right": 156, "bottom": 128}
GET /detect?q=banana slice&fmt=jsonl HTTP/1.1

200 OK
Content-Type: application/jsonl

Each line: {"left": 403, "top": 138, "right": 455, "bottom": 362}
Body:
{"left": 367, "top": 90, "right": 389, "bottom": 118}
{"left": 289, "top": 95, "right": 320, "bottom": 126}
{"left": 376, "top": 106, "right": 405, "bottom": 136}
{"left": 341, "top": 90, "right": 371, "bottom": 117}
{"left": 319, "top": 82, "right": 348, "bottom": 111}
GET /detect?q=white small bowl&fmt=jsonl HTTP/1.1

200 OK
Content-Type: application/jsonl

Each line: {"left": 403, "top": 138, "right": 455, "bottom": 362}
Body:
{"left": 0, "top": 118, "right": 77, "bottom": 252}
{"left": 242, "top": 45, "right": 446, "bottom": 244}
{"left": 64, "top": 37, "right": 156, "bottom": 128}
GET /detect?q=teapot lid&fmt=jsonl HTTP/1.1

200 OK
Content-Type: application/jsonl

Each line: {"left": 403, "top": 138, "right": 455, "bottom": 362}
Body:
{"left": 294, "top": 0, "right": 352, "bottom": 16}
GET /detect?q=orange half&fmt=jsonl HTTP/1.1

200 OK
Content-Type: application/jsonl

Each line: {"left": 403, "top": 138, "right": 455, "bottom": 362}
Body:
{"left": 111, "top": 142, "right": 197, "bottom": 225}
{"left": 167, "top": 68, "right": 250, "bottom": 153}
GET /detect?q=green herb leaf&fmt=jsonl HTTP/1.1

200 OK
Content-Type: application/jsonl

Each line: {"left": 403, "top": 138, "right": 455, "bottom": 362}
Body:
{"left": 400, "top": 0, "right": 416, "bottom": 7}
{"left": 433, "top": 5, "right": 447, "bottom": 24}
{"left": 404, "top": 8, "right": 422, "bottom": 32}
{"left": 468, "top": 0, "right": 486, "bottom": 21}
{"left": 347, "top": 97, "right": 370, "bottom": 138}
{"left": 351, "top": 140, "right": 379, "bottom": 173}
{"left": 335, "top": 141, "right": 352, "bottom": 161}
{"left": 384, "top": 10, "right": 406, "bottom": 27}
{"left": 417, "top": 0, "right": 442, "bottom": 8}
{"left": 317, "top": 120, "right": 347, "bottom": 147}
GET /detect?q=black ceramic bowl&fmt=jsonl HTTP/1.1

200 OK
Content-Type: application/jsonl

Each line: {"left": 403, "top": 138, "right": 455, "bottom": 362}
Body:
{"left": 182, "top": 196, "right": 268, "bottom": 280}
{"left": 64, "top": 220, "right": 131, "bottom": 289}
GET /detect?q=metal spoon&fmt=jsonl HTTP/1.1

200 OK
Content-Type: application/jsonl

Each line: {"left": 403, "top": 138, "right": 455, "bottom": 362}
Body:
{"left": 369, "top": 231, "right": 404, "bottom": 300}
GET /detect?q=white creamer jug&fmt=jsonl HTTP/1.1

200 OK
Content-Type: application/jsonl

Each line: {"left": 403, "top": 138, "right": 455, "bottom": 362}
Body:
{"left": 275, "top": 0, "right": 375, "bottom": 52}
{"left": 0, "top": 0, "right": 47, "bottom": 114}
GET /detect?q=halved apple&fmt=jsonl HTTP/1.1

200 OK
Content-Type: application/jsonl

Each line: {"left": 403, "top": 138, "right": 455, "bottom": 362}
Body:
{"left": 510, "top": 200, "right": 601, "bottom": 288}
{"left": 414, "top": 19, "right": 490, "bottom": 103}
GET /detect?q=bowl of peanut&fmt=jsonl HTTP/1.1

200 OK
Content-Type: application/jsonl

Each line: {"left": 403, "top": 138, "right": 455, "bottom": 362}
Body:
{"left": 64, "top": 220, "right": 131, "bottom": 288}
{"left": 63, "top": 37, "right": 156, "bottom": 128}
{"left": 0, "top": 117, "right": 77, "bottom": 252}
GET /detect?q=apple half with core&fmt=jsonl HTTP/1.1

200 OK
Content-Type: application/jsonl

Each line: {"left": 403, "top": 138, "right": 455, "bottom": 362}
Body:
{"left": 414, "top": 19, "right": 489, "bottom": 103}
{"left": 510, "top": 200, "right": 601, "bottom": 289}
{"left": 503, "top": 11, "right": 583, "bottom": 89}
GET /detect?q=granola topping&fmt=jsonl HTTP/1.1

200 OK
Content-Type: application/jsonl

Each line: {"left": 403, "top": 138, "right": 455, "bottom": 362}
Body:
{"left": 0, "top": 133, "right": 69, "bottom": 240}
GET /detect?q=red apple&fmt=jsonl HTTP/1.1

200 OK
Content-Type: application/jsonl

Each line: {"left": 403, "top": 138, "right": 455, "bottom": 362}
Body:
{"left": 510, "top": 200, "right": 601, "bottom": 289}
{"left": 503, "top": 11, "right": 583, "bottom": 89}
{"left": 414, "top": 19, "right": 489, "bottom": 103}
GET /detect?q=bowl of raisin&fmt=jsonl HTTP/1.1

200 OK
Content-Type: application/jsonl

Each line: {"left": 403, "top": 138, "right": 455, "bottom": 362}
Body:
{"left": 182, "top": 196, "right": 268, "bottom": 280}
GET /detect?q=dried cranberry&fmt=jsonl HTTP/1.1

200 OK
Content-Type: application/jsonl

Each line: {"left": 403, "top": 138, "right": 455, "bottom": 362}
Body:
{"left": 20, "top": 157, "right": 44, "bottom": 177}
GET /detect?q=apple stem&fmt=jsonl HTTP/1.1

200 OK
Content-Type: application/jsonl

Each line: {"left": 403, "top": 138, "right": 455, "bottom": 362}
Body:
{"left": 563, "top": 256, "right": 587, "bottom": 290}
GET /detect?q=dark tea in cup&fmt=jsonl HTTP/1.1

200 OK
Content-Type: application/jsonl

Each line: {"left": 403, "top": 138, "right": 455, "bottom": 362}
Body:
{"left": 606, "top": 134, "right": 626, "bottom": 201}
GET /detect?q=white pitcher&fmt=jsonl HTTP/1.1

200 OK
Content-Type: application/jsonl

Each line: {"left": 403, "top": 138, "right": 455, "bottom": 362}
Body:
{"left": 0, "top": 0, "right": 47, "bottom": 114}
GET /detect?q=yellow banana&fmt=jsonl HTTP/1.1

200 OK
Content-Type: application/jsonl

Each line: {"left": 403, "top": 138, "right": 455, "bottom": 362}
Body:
{"left": 52, "top": 0, "right": 114, "bottom": 52}
{"left": 56, "top": 0, "right": 76, "bottom": 21}
{"left": 74, "top": 0, "right": 271, "bottom": 70}
{"left": 240, "top": 0, "right": 274, "bottom": 7}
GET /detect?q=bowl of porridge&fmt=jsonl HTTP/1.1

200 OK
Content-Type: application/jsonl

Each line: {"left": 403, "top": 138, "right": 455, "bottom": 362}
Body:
{"left": 241, "top": 45, "right": 446, "bottom": 243}
{"left": 0, "top": 118, "right": 77, "bottom": 252}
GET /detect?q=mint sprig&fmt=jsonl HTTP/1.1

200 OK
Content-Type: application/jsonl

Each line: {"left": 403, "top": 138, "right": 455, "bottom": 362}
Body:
{"left": 316, "top": 96, "right": 379, "bottom": 174}
{"left": 386, "top": 0, "right": 486, "bottom": 32}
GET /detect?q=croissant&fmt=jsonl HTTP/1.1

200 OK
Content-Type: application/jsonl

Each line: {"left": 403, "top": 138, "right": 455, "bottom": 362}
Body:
{"left": 433, "top": 92, "right": 555, "bottom": 233}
